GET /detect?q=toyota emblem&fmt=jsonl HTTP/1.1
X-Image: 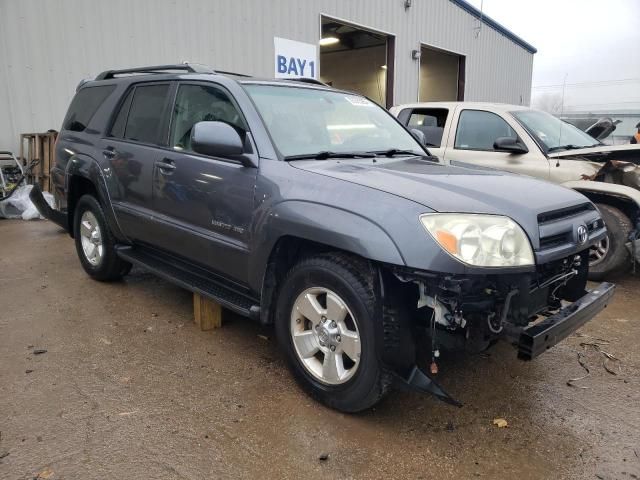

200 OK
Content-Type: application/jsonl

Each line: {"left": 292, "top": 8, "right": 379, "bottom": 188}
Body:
{"left": 577, "top": 225, "right": 588, "bottom": 245}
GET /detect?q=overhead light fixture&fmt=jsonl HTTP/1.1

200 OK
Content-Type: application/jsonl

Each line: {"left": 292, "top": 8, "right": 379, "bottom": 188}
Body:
{"left": 319, "top": 36, "right": 340, "bottom": 46}
{"left": 380, "top": 65, "right": 387, "bottom": 70}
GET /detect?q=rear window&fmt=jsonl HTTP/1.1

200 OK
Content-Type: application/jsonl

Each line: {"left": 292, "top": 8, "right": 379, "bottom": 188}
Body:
{"left": 122, "top": 84, "right": 170, "bottom": 144}
{"left": 62, "top": 85, "right": 116, "bottom": 132}
{"left": 407, "top": 108, "right": 448, "bottom": 147}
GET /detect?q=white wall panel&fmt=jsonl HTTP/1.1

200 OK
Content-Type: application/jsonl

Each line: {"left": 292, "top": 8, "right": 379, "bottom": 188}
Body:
{"left": 0, "top": 0, "right": 534, "bottom": 152}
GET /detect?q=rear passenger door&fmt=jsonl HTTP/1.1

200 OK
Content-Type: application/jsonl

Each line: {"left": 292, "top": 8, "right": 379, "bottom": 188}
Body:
{"left": 151, "top": 82, "right": 258, "bottom": 282}
{"left": 102, "top": 82, "right": 174, "bottom": 244}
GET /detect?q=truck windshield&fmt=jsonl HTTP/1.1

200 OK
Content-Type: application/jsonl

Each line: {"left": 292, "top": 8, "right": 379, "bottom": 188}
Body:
{"left": 243, "top": 84, "right": 426, "bottom": 159}
{"left": 511, "top": 110, "right": 600, "bottom": 153}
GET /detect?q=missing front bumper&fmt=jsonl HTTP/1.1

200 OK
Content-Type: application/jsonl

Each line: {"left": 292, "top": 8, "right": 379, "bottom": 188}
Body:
{"left": 517, "top": 282, "right": 615, "bottom": 360}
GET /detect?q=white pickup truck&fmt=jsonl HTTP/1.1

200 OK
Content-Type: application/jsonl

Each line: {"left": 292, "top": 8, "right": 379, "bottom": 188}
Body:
{"left": 391, "top": 102, "right": 640, "bottom": 279}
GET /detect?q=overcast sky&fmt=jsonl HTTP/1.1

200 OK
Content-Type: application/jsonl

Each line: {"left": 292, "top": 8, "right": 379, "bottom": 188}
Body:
{"left": 466, "top": 0, "right": 640, "bottom": 113}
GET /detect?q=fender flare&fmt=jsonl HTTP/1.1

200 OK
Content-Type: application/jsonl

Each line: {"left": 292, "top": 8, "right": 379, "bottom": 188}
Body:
{"left": 563, "top": 180, "right": 640, "bottom": 230}
{"left": 562, "top": 180, "right": 640, "bottom": 207}
{"left": 65, "top": 154, "right": 128, "bottom": 241}
{"left": 249, "top": 200, "right": 406, "bottom": 292}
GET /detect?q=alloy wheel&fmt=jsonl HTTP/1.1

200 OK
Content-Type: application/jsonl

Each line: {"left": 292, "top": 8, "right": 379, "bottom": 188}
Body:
{"left": 79, "top": 210, "right": 104, "bottom": 266}
{"left": 589, "top": 235, "right": 610, "bottom": 266}
{"left": 290, "top": 287, "right": 361, "bottom": 385}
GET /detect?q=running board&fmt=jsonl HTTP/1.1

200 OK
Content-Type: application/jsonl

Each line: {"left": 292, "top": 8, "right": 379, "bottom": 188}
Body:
{"left": 115, "top": 245, "right": 260, "bottom": 320}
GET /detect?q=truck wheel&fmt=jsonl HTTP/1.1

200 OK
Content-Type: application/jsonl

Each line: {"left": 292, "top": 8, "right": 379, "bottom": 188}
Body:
{"left": 275, "top": 253, "right": 391, "bottom": 412}
{"left": 589, "top": 203, "right": 632, "bottom": 280}
{"left": 73, "top": 194, "right": 132, "bottom": 281}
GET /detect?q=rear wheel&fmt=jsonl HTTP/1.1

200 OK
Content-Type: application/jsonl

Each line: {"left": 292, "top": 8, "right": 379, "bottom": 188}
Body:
{"left": 275, "top": 253, "right": 391, "bottom": 412}
{"left": 588, "top": 203, "right": 632, "bottom": 280}
{"left": 73, "top": 194, "right": 131, "bottom": 281}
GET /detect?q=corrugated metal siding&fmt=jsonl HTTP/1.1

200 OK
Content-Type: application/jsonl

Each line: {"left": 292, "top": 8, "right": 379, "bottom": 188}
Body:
{"left": 0, "top": 0, "right": 534, "bottom": 152}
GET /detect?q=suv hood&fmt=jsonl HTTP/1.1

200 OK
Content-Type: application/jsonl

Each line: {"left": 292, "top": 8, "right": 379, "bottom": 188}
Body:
{"left": 292, "top": 157, "right": 589, "bottom": 235}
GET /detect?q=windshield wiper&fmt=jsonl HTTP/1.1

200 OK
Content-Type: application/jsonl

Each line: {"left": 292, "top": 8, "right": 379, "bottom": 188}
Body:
{"left": 369, "top": 149, "right": 423, "bottom": 157}
{"left": 547, "top": 144, "right": 588, "bottom": 153}
{"left": 284, "top": 151, "right": 375, "bottom": 161}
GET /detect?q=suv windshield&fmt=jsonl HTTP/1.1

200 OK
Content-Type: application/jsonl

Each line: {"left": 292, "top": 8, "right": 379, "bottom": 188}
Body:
{"left": 512, "top": 109, "right": 600, "bottom": 153}
{"left": 243, "top": 84, "right": 426, "bottom": 158}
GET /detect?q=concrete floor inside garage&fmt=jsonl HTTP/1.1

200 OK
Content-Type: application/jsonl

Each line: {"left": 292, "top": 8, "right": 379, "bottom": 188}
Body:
{"left": 1, "top": 219, "right": 639, "bottom": 480}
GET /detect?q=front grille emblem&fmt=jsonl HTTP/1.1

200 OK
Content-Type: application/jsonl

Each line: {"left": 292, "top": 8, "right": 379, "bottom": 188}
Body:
{"left": 577, "top": 225, "right": 588, "bottom": 245}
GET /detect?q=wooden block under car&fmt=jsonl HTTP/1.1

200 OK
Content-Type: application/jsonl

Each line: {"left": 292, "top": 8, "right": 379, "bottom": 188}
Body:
{"left": 193, "top": 292, "right": 222, "bottom": 330}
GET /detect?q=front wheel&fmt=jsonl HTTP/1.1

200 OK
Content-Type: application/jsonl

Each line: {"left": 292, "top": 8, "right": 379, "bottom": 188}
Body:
{"left": 73, "top": 194, "right": 132, "bottom": 281}
{"left": 588, "top": 203, "right": 632, "bottom": 281}
{"left": 275, "top": 253, "right": 391, "bottom": 412}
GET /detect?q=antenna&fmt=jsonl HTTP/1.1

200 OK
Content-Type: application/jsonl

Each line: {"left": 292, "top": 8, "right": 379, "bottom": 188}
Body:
{"left": 474, "top": 0, "right": 484, "bottom": 38}
{"left": 556, "top": 73, "right": 568, "bottom": 167}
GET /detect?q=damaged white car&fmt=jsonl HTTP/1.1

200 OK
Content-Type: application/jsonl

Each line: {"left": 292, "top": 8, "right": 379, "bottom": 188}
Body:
{"left": 391, "top": 102, "right": 640, "bottom": 279}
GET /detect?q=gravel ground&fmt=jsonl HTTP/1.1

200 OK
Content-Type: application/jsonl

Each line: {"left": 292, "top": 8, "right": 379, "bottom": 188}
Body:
{"left": 1, "top": 219, "right": 639, "bottom": 480}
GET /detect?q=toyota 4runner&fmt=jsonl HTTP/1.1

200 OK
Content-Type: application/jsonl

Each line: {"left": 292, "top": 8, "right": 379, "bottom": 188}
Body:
{"left": 31, "top": 64, "right": 615, "bottom": 412}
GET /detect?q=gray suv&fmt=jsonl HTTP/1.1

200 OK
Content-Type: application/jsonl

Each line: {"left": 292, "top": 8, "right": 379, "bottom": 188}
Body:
{"left": 31, "top": 64, "right": 614, "bottom": 412}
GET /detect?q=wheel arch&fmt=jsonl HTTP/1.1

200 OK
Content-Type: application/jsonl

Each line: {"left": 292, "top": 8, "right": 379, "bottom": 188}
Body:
{"left": 257, "top": 235, "right": 374, "bottom": 326}
{"left": 67, "top": 175, "right": 98, "bottom": 236}
{"left": 251, "top": 201, "right": 407, "bottom": 324}
{"left": 65, "top": 155, "right": 127, "bottom": 241}
{"left": 562, "top": 180, "right": 640, "bottom": 225}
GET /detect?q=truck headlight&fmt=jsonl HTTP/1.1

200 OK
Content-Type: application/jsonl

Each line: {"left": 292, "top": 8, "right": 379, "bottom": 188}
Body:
{"left": 420, "top": 214, "right": 534, "bottom": 267}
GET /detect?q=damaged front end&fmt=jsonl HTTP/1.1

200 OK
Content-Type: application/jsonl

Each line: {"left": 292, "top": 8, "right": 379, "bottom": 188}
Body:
{"left": 553, "top": 147, "right": 640, "bottom": 269}
{"left": 382, "top": 250, "right": 614, "bottom": 405}
{"left": 396, "top": 250, "right": 613, "bottom": 358}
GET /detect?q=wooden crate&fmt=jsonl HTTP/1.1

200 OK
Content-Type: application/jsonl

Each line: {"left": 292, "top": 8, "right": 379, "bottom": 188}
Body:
{"left": 19, "top": 131, "right": 58, "bottom": 192}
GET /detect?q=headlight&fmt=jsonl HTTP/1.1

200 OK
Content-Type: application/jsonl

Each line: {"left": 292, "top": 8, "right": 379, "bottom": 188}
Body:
{"left": 420, "top": 213, "right": 534, "bottom": 267}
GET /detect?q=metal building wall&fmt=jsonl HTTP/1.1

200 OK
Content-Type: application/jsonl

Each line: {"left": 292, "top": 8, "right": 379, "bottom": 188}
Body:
{"left": 0, "top": 0, "right": 534, "bottom": 153}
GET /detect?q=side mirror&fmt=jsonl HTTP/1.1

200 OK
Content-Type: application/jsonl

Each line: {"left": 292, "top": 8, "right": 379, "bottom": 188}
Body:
{"left": 191, "top": 121, "right": 244, "bottom": 157}
{"left": 410, "top": 128, "right": 426, "bottom": 145}
{"left": 493, "top": 136, "right": 528, "bottom": 154}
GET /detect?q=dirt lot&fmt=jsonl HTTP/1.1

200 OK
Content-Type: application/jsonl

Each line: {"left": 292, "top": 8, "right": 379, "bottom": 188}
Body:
{"left": 1, "top": 219, "right": 639, "bottom": 480}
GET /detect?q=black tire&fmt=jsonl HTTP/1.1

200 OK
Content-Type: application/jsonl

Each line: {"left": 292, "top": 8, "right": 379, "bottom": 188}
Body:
{"left": 73, "top": 194, "right": 131, "bottom": 281}
{"left": 589, "top": 203, "right": 632, "bottom": 281}
{"left": 275, "top": 253, "right": 392, "bottom": 412}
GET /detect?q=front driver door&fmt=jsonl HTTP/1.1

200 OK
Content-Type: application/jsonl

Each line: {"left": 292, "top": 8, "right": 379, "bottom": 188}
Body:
{"left": 444, "top": 108, "right": 551, "bottom": 179}
{"left": 151, "top": 82, "right": 258, "bottom": 283}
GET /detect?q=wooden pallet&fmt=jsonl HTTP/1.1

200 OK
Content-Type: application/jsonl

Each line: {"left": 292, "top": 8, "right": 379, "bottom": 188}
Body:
{"left": 19, "top": 131, "right": 58, "bottom": 192}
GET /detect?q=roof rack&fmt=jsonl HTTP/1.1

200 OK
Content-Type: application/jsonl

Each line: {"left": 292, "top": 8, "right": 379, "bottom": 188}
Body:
{"left": 95, "top": 63, "right": 216, "bottom": 80}
{"left": 287, "top": 77, "right": 329, "bottom": 86}
{"left": 215, "top": 70, "right": 252, "bottom": 78}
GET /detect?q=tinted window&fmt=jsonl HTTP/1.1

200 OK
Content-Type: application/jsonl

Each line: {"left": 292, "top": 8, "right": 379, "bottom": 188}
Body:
{"left": 170, "top": 84, "right": 247, "bottom": 151}
{"left": 455, "top": 110, "right": 518, "bottom": 151}
{"left": 109, "top": 89, "right": 134, "bottom": 138}
{"left": 407, "top": 108, "right": 448, "bottom": 147}
{"left": 62, "top": 85, "right": 115, "bottom": 132}
{"left": 124, "top": 84, "right": 170, "bottom": 144}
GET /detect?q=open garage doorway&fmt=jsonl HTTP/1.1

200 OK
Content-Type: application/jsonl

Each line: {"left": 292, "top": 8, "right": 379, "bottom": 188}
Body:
{"left": 319, "top": 16, "right": 394, "bottom": 108}
{"left": 419, "top": 45, "right": 465, "bottom": 102}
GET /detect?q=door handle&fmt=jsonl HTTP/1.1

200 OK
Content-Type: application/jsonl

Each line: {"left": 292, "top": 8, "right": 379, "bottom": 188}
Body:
{"left": 103, "top": 148, "right": 117, "bottom": 159}
{"left": 156, "top": 158, "right": 176, "bottom": 174}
